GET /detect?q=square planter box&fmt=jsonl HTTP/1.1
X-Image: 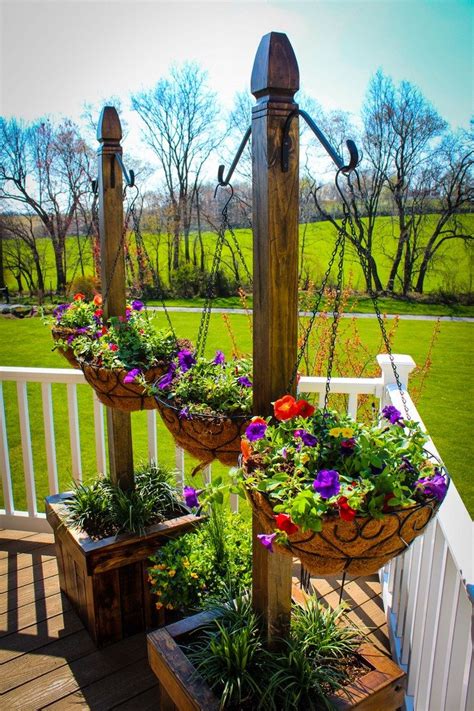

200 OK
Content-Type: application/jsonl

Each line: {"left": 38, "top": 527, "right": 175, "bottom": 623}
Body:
{"left": 147, "top": 599, "right": 406, "bottom": 711}
{"left": 46, "top": 492, "right": 204, "bottom": 648}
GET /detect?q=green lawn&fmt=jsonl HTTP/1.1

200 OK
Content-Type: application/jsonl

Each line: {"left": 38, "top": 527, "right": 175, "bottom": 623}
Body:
{"left": 0, "top": 313, "right": 472, "bottom": 517}
{"left": 4, "top": 214, "right": 474, "bottom": 300}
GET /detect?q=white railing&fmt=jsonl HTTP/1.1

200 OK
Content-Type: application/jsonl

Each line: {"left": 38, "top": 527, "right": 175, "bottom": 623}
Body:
{"left": 0, "top": 356, "right": 472, "bottom": 710}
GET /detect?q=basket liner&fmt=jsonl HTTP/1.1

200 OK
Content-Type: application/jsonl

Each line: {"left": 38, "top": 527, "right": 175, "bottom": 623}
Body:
{"left": 81, "top": 362, "right": 167, "bottom": 411}
{"left": 245, "top": 473, "right": 441, "bottom": 576}
{"left": 156, "top": 396, "right": 251, "bottom": 467}
{"left": 51, "top": 326, "right": 81, "bottom": 368}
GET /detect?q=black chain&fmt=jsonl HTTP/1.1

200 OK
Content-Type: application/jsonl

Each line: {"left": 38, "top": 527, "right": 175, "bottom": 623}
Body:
{"left": 324, "top": 225, "right": 346, "bottom": 410}
{"left": 287, "top": 220, "right": 346, "bottom": 390}
{"left": 127, "top": 188, "right": 178, "bottom": 344}
{"left": 341, "top": 195, "right": 410, "bottom": 418}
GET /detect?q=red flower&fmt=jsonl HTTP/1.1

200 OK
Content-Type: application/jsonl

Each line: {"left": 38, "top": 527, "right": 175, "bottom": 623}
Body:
{"left": 241, "top": 439, "right": 253, "bottom": 462}
{"left": 109, "top": 344, "right": 118, "bottom": 352}
{"left": 273, "top": 395, "right": 299, "bottom": 421}
{"left": 94, "top": 309, "right": 103, "bottom": 318}
{"left": 101, "top": 326, "right": 108, "bottom": 335}
{"left": 294, "top": 399, "right": 315, "bottom": 419}
{"left": 93, "top": 294, "right": 102, "bottom": 306}
{"left": 338, "top": 497, "right": 357, "bottom": 522}
{"left": 73, "top": 292, "right": 85, "bottom": 301}
{"left": 274, "top": 513, "right": 299, "bottom": 535}
{"left": 382, "top": 493, "right": 396, "bottom": 512}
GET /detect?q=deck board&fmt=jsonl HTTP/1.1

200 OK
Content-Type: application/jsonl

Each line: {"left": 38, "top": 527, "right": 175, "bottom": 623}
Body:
{"left": 0, "top": 529, "right": 391, "bottom": 710}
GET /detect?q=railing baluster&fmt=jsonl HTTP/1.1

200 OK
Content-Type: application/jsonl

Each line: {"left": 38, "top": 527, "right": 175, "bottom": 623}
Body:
{"left": 414, "top": 522, "right": 448, "bottom": 708}
{"left": 41, "top": 382, "right": 59, "bottom": 495}
{"left": 347, "top": 393, "right": 357, "bottom": 418}
{"left": 67, "top": 383, "right": 82, "bottom": 483}
{"left": 93, "top": 394, "right": 106, "bottom": 474}
{"left": 202, "top": 464, "right": 211, "bottom": 486}
{"left": 445, "top": 584, "right": 472, "bottom": 711}
{"left": 400, "top": 535, "right": 423, "bottom": 666}
{"left": 16, "top": 381, "right": 37, "bottom": 516}
{"left": 396, "top": 544, "right": 413, "bottom": 638}
{"left": 147, "top": 409, "right": 158, "bottom": 463}
{"left": 428, "top": 555, "right": 461, "bottom": 710}
{"left": 175, "top": 446, "right": 184, "bottom": 488}
{"left": 0, "top": 382, "right": 14, "bottom": 514}
{"left": 318, "top": 391, "right": 325, "bottom": 408}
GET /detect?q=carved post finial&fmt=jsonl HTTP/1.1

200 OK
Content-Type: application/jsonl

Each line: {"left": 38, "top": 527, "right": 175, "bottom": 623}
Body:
{"left": 97, "top": 106, "right": 122, "bottom": 143}
{"left": 251, "top": 32, "right": 299, "bottom": 102}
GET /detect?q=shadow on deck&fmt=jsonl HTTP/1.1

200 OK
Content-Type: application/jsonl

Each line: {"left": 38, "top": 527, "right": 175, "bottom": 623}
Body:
{"left": 0, "top": 529, "right": 390, "bottom": 710}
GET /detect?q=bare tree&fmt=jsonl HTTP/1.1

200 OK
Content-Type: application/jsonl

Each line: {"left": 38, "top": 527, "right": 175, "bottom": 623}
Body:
{"left": 132, "top": 62, "right": 223, "bottom": 269}
{"left": 0, "top": 117, "right": 92, "bottom": 292}
{"left": 0, "top": 213, "right": 49, "bottom": 299}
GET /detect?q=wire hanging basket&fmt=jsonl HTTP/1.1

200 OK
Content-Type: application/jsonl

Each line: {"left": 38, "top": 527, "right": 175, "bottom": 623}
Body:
{"left": 51, "top": 326, "right": 81, "bottom": 368}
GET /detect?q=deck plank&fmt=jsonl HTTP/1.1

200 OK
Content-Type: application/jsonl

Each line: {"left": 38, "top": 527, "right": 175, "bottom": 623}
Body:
{"left": 0, "top": 529, "right": 391, "bottom": 710}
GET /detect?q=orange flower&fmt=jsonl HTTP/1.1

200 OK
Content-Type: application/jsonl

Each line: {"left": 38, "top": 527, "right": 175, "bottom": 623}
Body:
{"left": 241, "top": 438, "right": 253, "bottom": 462}
{"left": 250, "top": 416, "right": 267, "bottom": 426}
{"left": 294, "top": 399, "right": 315, "bottom": 419}
{"left": 73, "top": 292, "right": 85, "bottom": 301}
{"left": 273, "top": 395, "right": 298, "bottom": 421}
{"left": 93, "top": 294, "right": 102, "bottom": 306}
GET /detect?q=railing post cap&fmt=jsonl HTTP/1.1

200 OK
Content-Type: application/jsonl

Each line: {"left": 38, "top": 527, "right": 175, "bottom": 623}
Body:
{"left": 251, "top": 31, "right": 299, "bottom": 99}
{"left": 377, "top": 354, "right": 416, "bottom": 370}
{"left": 97, "top": 106, "right": 122, "bottom": 143}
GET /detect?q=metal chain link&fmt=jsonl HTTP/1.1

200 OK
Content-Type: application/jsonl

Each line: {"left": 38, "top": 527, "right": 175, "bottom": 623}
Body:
{"left": 324, "top": 226, "right": 346, "bottom": 410}
{"left": 287, "top": 219, "right": 347, "bottom": 390}
{"left": 127, "top": 189, "right": 178, "bottom": 344}
{"left": 195, "top": 224, "right": 226, "bottom": 357}
{"left": 342, "top": 201, "right": 410, "bottom": 418}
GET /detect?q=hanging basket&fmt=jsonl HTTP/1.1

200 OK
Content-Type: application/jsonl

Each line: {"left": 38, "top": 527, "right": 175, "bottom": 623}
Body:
{"left": 80, "top": 361, "right": 169, "bottom": 411}
{"left": 243, "top": 462, "right": 446, "bottom": 577}
{"left": 155, "top": 395, "right": 251, "bottom": 468}
{"left": 51, "top": 326, "right": 81, "bottom": 368}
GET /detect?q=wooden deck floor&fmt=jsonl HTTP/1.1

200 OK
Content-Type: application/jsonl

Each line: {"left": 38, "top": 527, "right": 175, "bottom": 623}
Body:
{"left": 1, "top": 529, "right": 391, "bottom": 710}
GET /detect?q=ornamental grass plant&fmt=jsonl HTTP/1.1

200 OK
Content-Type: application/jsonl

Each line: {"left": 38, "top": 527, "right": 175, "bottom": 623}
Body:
{"left": 65, "top": 462, "right": 184, "bottom": 539}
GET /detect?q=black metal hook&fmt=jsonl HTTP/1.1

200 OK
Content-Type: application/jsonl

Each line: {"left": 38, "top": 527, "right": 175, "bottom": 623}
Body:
{"left": 281, "top": 109, "right": 359, "bottom": 174}
{"left": 114, "top": 152, "right": 135, "bottom": 188}
{"left": 217, "top": 126, "right": 251, "bottom": 187}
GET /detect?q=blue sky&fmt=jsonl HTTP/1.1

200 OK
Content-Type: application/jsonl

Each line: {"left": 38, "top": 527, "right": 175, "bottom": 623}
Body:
{"left": 1, "top": 0, "right": 472, "bottom": 136}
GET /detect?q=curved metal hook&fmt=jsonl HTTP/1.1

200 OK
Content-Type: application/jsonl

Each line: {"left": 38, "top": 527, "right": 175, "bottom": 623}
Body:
{"left": 281, "top": 109, "right": 359, "bottom": 174}
{"left": 214, "top": 183, "right": 235, "bottom": 215}
{"left": 217, "top": 126, "right": 251, "bottom": 187}
{"left": 114, "top": 152, "right": 135, "bottom": 187}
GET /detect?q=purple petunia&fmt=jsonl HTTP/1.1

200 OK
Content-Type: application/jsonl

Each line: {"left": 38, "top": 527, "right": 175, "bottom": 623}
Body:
{"left": 53, "top": 303, "right": 70, "bottom": 319}
{"left": 382, "top": 405, "right": 403, "bottom": 425}
{"left": 131, "top": 300, "right": 144, "bottom": 311}
{"left": 245, "top": 421, "right": 268, "bottom": 441}
{"left": 179, "top": 406, "right": 191, "bottom": 420}
{"left": 67, "top": 335, "right": 75, "bottom": 345}
{"left": 416, "top": 472, "right": 447, "bottom": 502}
{"left": 158, "top": 363, "right": 176, "bottom": 389}
{"left": 177, "top": 349, "right": 196, "bottom": 373}
{"left": 213, "top": 350, "right": 225, "bottom": 365}
{"left": 123, "top": 368, "right": 141, "bottom": 384}
{"left": 313, "top": 469, "right": 341, "bottom": 499}
{"left": 257, "top": 533, "right": 276, "bottom": 552}
{"left": 183, "top": 486, "right": 199, "bottom": 508}
{"left": 294, "top": 429, "right": 318, "bottom": 447}
{"left": 237, "top": 376, "right": 252, "bottom": 388}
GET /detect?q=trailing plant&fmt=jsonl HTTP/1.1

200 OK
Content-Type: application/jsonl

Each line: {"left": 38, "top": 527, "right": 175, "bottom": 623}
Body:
{"left": 239, "top": 396, "right": 448, "bottom": 545}
{"left": 157, "top": 349, "right": 252, "bottom": 417}
{"left": 66, "top": 462, "right": 183, "bottom": 539}
{"left": 147, "top": 506, "right": 252, "bottom": 613}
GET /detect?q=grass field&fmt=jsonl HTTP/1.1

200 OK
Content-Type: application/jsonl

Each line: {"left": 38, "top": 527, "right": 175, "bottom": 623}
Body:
{"left": 0, "top": 312, "right": 472, "bottom": 517}
{"left": 4, "top": 214, "right": 474, "bottom": 299}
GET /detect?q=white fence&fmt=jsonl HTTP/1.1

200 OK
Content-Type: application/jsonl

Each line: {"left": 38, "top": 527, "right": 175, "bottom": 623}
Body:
{"left": 0, "top": 355, "right": 472, "bottom": 709}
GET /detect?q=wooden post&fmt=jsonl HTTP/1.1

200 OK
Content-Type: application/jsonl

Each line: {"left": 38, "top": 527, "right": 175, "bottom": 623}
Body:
{"left": 97, "top": 107, "right": 134, "bottom": 489}
{"left": 251, "top": 32, "right": 299, "bottom": 644}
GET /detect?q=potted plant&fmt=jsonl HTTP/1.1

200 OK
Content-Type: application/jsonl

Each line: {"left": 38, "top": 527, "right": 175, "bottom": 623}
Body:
{"left": 147, "top": 504, "right": 252, "bottom": 622}
{"left": 45, "top": 291, "right": 103, "bottom": 367}
{"left": 45, "top": 463, "right": 205, "bottom": 647}
{"left": 239, "top": 396, "right": 449, "bottom": 576}
{"left": 155, "top": 350, "right": 253, "bottom": 468}
{"left": 71, "top": 300, "right": 191, "bottom": 411}
{"left": 147, "top": 590, "right": 406, "bottom": 710}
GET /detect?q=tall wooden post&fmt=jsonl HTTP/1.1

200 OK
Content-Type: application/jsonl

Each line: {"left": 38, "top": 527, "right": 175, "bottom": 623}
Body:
{"left": 251, "top": 33, "right": 299, "bottom": 644}
{"left": 97, "top": 107, "right": 134, "bottom": 489}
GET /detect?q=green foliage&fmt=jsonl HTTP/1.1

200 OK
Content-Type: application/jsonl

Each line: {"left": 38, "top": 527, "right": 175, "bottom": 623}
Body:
{"left": 161, "top": 353, "right": 253, "bottom": 416}
{"left": 240, "top": 403, "right": 447, "bottom": 534}
{"left": 66, "top": 463, "right": 182, "bottom": 539}
{"left": 147, "top": 506, "right": 252, "bottom": 613}
{"left": 68, "top": 275, "right": 98, "bottom": 301}
{"left": 187, "top": 594, "right": 361, "bottom": 710}
{"left": 170, "top": 264, "right": 238, "bottom": 299}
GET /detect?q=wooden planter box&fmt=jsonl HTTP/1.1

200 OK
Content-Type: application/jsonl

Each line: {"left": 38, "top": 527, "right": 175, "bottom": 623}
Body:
{"left": 147, "top": 603, "right": 406, "bottom": 711}
{"left": 46, "top": 492, "right": 204, "bottom": 648}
